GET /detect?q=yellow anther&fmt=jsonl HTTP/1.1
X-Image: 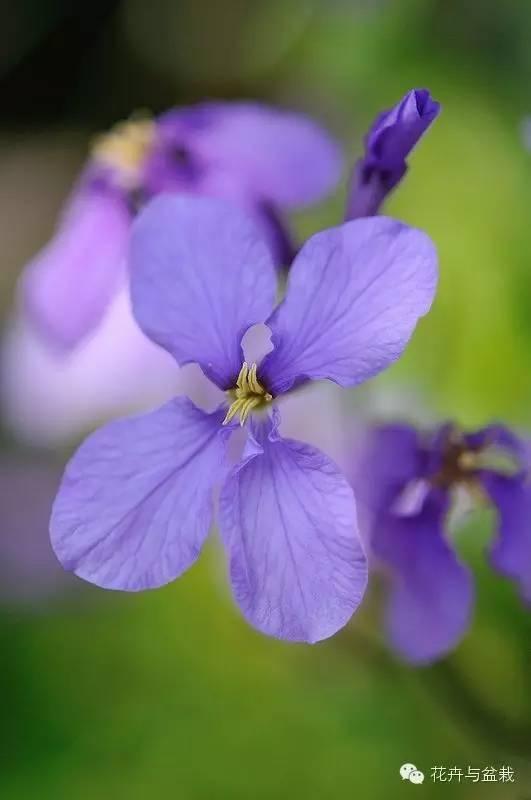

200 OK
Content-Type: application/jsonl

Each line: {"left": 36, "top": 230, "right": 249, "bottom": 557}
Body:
{"left": 91, "top": 116, "right": 155, "bottom": 186}
{"left": 248, "top": 363, "right": 263, "bottom": 395}
{"left": 236, "top": 362, "right": 249, "bottom": 390}
{"left": 222, "top": 398, "right": 246, "bottom": 426}
{"left": 457, "top": 451, "right": 479, "bottom": 471}
{"left": 222, "top": 362, "right": 273, "bottom": 426}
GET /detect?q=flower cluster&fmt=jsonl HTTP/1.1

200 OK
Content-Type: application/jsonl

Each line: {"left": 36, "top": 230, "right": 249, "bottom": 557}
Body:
{"left": 20, "top": 102, "right": 341, "bottom": 351}
{"left": 35, "top": 88, "right": 443, "bottom": 642}
{"left": 10, "top": 84, "right": 526, "bottom": 657}
{"left": 1, "top": 103, "right": 341, "bottom": 445}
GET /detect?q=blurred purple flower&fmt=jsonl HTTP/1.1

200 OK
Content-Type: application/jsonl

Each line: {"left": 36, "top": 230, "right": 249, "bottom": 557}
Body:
{"left": 346, "top": 89, "right": 440, "bottom": 219}
{"left": 50, "top": 194, "right": 437, "bottom": 643}
{"left": 1, "top": 289, "right": 182, "bottom": 445}
{"left": 353, "top": 422, "right": 531, "bottom": 664}
{"left": 21, "top": 103, "right": 342, "bottom": 352}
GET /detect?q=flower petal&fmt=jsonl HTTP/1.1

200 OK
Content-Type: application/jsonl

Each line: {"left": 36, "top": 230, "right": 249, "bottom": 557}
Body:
{"left": 154, "top": 102, "right": 342, "bottom": 209}
{"left": 260, "top": 217, "right": 438, "bottom": 394}
{"left": 351, "top": 423, "right": 423, "bottom": 515}
{"left": 0, "top": 289, "right": 185, "bottom": 447}
{"left": 130, "top": 195, "right": 277, "bottom": 389}
{"left": 463, "top": 424, "right": 526, "bottom": 465}
{"left": 479, "top": 472, "right": 531, "bottom": 603}
{"left": 50, "top": 397, "right": 229, "bottom": 590}
{"left": 374, "top": 491, "right": 474, "bottom": 664}
{"left": 255, "top": 204, "right": 297, "bottom": 268}
{"left": 21, "top": 187, "right": 130, "bottom": 350}
{"left": 218, "top": 414, "right": 367, "bottom": 643}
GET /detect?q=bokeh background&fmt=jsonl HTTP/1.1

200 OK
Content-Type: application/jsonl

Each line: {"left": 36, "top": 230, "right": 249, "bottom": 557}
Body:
{"left": 1, "top": 0, "right": 531, "bottom": 797}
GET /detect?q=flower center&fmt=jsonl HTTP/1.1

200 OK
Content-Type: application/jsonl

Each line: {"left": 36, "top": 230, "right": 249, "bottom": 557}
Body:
{"left": 433, "top": 440, "right": 479, "bottom": 488}
{"left": 222, "top": 362, "right": 272, "bottom": 426}
{"left": 91, "top": 117, "right": 155, "bottom": 187}
{"left": 432, "top": 434, "right": 520, "bottom": 490}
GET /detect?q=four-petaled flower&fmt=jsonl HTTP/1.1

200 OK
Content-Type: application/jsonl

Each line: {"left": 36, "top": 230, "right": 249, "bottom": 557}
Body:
{"left": 346, "top": 88, "right": 440, "bottom": 219}
{"left": 21, "top": 103, "right": 342, "bottom": 351}
{"left": 50, "top": 194, "right": 437, "bottom": 643}
{"left": 353, "top": 422, "right": 531, "bottom": 662}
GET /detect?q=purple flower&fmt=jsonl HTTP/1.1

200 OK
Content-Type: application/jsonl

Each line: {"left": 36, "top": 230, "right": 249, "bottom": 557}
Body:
{"left": 50, "top": 195, "right": 437, "bottom": 642}
{"left": 353, "top": 422, "right": 531, "bottom": 663}
{"left": 346, "top": 89, "right": 440, "bottom": 219}
{"left": 1, "top": 290, "right": 183, "bottom": 446}
{"left": 21, "top": 103, "right": 342, "bottom": 351}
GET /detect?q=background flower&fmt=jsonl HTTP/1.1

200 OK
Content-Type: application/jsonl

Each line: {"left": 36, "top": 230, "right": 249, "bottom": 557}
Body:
{"left": 352, "top": 422, "right": 530, "bottom": 664}
{"left": 20, "top": 102, "right": 342, "bottom": 352}
{"left": 2, "top": 103, "right": 341, "bottom": 446}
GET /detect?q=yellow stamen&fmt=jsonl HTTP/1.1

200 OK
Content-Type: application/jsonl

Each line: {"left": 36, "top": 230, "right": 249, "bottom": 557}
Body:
{"left": 91, "top": 116, "right": 155, "bottom": 187}
{"left": 236, "top": 362, "right": 249, "bottom": 390}
{"left": 248, "top": 363, "right": 262, "bottom": 394}
{"left": 222, "top": 362, "right": 273, "bottom": 426}
{"left": 457, "top": 446, "right": 520, "bottom": 476}
{"left": 457, "top": 450, "right": 479, "bottom": 471}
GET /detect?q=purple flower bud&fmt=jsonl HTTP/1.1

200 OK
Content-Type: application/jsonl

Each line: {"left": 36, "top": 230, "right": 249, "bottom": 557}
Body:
{"left": 346, "top": 88, "right": 440, "bottom": 219}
